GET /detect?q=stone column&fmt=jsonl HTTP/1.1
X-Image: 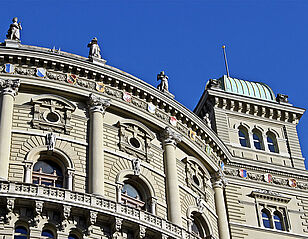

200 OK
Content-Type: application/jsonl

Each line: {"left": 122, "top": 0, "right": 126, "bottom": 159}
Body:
{"left": 0, "top": 79, "right": 20, "bottom": 181}
{"left": 211, "top": 171, "right": 230, "bottom": 239}
{"left": 67, "top": 169, "right": 74, "bottom": 191}
{"left": 161, "top": 127, "right": 182, "bottom": 226}
{"left": 24, "top": 162, "right": 33, "bottom": 183}
{"left": 88, "top": 94, "right": 110, "bottom": 196}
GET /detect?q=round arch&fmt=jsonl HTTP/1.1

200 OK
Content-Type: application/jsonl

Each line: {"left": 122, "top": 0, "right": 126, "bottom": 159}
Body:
{"left": 186, "top": 206, "right": 214, "bottom": 237}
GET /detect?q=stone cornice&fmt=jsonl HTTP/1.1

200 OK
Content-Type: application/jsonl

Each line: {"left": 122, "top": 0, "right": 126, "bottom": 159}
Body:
{"left": 195, "top": 88, "right": 305, "bottom": 124}
{"left": 0, "top": 181, "right": 194, "bottom": 238}
{"left": 0, "top": 46, "right": 233, "bottom": 171}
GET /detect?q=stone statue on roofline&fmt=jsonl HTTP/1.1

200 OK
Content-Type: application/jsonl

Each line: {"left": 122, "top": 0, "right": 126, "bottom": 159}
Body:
{"left": 157, "top": 71, "right": 169, "bottom": 92}
{"left": 6, "top": 17, "right": 22, "bottom": 41}
{"left": 88, "top": 37, "right": 102, "bottom": 59}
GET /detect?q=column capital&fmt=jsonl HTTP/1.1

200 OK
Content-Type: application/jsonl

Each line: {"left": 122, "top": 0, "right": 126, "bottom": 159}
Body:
{"left": 211, "top": 170, "right": 228, "bottom": 189}
{"left": 0, "top": 78, "right": 20, "bottom": 97}
{"left": 161, "top": 127, "right": 182, "bottom": 146}
{"left": 87, "top": 93, "right": 110, "bottom": 114}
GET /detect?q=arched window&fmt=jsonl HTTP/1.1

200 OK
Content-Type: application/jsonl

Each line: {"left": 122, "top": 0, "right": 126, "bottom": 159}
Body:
{"left": 261, "top": 210, "right": 271, "bottom": 229}
{"left": 273, "top": 211, "right": 284, "bottom": 231}
{"left": 41, "top": 229, "right": 55, "bottom": 238}
{"left": 267, "top": 132, "right": 279, "bottom": 153}
{"left": 252, "top": 129, "right": 264, "bottom": 150}
{"left": 32, "top": 160, "right": 63, "bottom": 188}
{"left": 190, "top": 213, "right": 211, "bottom": 238}
{"left": 121, "top": 182, "right": 145, "bottom": 210}
{"left": 14, "top": 225, "right": 29, "bottom": 239}
{"left": 238, "top": 127, "right": 249, "bottom": 147}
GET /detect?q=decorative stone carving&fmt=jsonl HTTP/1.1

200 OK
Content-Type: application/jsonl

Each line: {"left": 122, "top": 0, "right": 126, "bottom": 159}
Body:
{"left": 6, "top": 17, "right": 22, "bottom": 41}
{"left": 132, "top": 158, "right": 141, "bottom": 176}
{"left": 88, "top": 93, "right": 110, "bottom": 114}
{"left": 63, "top": 205, "right": 71, "bottom": 220}
{"left": 139, "top": 225, "right": 146, "bottom": 238}
{"left": 203, "top": 113, "right": 212, "bottom": 128}
{"left": 112, "top": 217, "right": 123, "bottom": 239}
{"left": 161, "top": 127, "right": 182, "bottom": 146}
{"left": 207, "top": 79, "right": 220, "bottom": 89}
{"left": 211, "top": 170, "right": 227, "bottom": 189}
{"left": 196, "top": 195, "right": 207, "bottom": 213}
{"left": 46, "top": 132, "right": 56, "bottom": 151}
{"left": 31, "top": 95, "right": 76, "bottom": 134}
{"left": 0, "top": 78, "right": 20, "bottom": 97}
{"left": 117, "top": 120, "right": 154, "bottom": 162}
{"left": 89, "top": 211, "right": 97, "bottom": 225}
{"left": 33, "top": 201, "right": 44, "bottom": 227}
{"left": 276, "top": 93, "right": 289, "bottom": 103}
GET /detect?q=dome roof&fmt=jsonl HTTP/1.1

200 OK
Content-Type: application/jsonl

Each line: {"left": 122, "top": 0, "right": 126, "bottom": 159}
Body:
{"left": 216, "top": 75, "right": 276, "bottom": 101}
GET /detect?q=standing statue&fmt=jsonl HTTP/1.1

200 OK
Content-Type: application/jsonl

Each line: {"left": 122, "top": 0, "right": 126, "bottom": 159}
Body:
{"left": 87, "top": 37, "right": 102, "bottom": 59}
{"left": 157, "top": 71, "right": 169, "bottom": 92}
{"left": 6, "top": 17, "right": 22, "bottom": 41}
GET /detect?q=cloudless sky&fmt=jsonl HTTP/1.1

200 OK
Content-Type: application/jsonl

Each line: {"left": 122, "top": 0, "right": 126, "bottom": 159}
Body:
{"left": 1, "top": 0, "right": 308, "bottom": 167}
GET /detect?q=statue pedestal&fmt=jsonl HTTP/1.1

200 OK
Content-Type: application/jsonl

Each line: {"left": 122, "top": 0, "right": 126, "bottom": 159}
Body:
{"left": 89, "top": 57, "right": 106, "bottom": 66}
{"left": 161, "top": 90, "right": 175, "bottom": 99}
{"left": 4, "top": 39, "right": 20, "bottom": 48}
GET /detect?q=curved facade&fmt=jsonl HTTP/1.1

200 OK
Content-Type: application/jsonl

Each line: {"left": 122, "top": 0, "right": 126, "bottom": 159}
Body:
{"left": 0, "top": 35, "right": 307, "bottom": 239}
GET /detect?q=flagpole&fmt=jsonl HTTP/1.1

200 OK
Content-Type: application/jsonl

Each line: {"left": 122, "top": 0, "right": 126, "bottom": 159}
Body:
{"left": 222, "top": 45, "right": 230, "bottom": 78}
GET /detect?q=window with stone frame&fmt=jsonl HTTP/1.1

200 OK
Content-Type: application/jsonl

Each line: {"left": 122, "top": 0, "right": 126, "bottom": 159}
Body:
{"left": 14, "top": 224, "right": 29, "bottom": 239}
{"left": 251, "top": 189, "right": 291, "bottom": 232}
{"left": 31, "top": 94, "right": 76, "bottom": 135}
{"left": 238, "top": 126, "right": 250, "bottom": 148}
{"left": 117, "top": 119, "right": 155, "bottom": 162}
{"left": 189, "top": 212, "right": 212, "bottom": 239}
{"left": 183, "top": 157, "right": 210, "bottom": 200}
{"left": 266, "top": 131, "right": 279, "bottom": 153}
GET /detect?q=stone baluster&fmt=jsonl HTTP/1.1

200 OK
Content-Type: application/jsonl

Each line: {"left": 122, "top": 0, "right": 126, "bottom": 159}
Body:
{"left": 88, "top": 94, "right": 110, "bottom": 196}
{"left": 161, "top": 127, "right": 182, "bottom": 226}
{"left": 211, "top": 171, "right": 230, "bottom": 239}
{"left": 0, "top": 79, "right": 20, "bottom": 181}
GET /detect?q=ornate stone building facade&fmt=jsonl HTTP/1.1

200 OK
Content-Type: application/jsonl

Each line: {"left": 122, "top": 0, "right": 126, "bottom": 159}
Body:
{"left": 0, "top": 23, "right": 307, "bottom": 239}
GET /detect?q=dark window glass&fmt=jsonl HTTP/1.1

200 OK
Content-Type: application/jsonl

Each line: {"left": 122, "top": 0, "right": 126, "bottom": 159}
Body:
{"left": 191, "top": 221, "right": 201, "bottom": 236}
{"left": 122, "top": 183, "right": 141, "bottom": 200}
{"left": 42, "top": 229, "right": 54, "bottom": 238}
{"left": 262, "top": 211, "right": 271, "bottom": 229}
{"left": 267, "top": 135, "right": 276, "bottom": 153}
{"left": 273, "top": 212, "right": 283, "bottom": 231}
{"left": 253, "top": 133, "right": 262, "bottom": 150}
{"left": 14, "top": 226, "right": 28, "bottom": 239}
{"left": 32, "top": 160, "right": 63, "bottom": 188}
{"left": 68, "top": 234, "right": 79, "bottom": 239}
{"left": 238, "top": 129, "right": 249, "bottom": 147}
{"left": 33, "top": 161, "right": 62, "bottom": 176}
{"left": 129, "top": 137, "right": 140, "bottom": 148}
{"left": 193, "top": 175, "right": 200, "bottom": 186}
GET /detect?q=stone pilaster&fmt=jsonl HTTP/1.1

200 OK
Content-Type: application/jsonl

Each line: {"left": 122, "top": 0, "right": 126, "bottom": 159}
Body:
{"left": 211, "top": 171, "right": 230, "bottom": 239}
{"left": 161, "top": 127, "right": 182, "bottom": 226}
{"left": 88, "top": 93, "right": 110, "bottom": 196}
{"left": 0, "top": 79, "right": 20, "bottom": 181}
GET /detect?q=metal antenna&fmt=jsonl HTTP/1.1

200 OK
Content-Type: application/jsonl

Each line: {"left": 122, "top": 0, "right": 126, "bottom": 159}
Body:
{"left": 222, "top": 45, "right": 230, "bottom": 78}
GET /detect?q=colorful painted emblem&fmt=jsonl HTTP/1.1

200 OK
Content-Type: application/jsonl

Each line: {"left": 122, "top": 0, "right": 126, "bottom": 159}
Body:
{"left": 147, "top": 103, "right": 156, "bottom": 113}
{"left": 169, "top": 116, "right": 177, "bottom": 126}
{"left": 288, "top": 178, "right": 297, "bottom": 187}
{"left": 239, "top": 169, "right": 247, "bottom": 178}
{"left": 4, "top": 64, "right": 15, "bottom": 73}
{"left": 96, "top": 82, "right": 105, "bottom": 92}
{"left": 189, "top": 129, "right": 197, "bottom": 141}
{"left": 206, "top": 145, "right": 212, "bottom": 155}
{"left": 220, "top": 161, "right": 225, "bottom": 171}
{"left": 123, "top": 92, "right": 132, "bottom": 102}
{"left": 36, "top": 68, "right": 46, "bottom": 77}
{"left": 264, "top": 173, "right": 273, "bottom": 183}
{"left": 67, "top": 74, "right": 77, "bottom": 84}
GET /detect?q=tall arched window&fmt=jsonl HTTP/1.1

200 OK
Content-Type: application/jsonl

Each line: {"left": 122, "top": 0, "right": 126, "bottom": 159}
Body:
{"left": 238, "top": 127, "right": 249, "bottom": 147}
{"left": 252, "top": 129, "right": 264, "bottom": 150}
{"left": 267, "top": 132, "right": 279, "bottom": 153}
{"left": 32, "top": 160, "right": 63, "bottom": 188}
{"left": 41, "top": 229, "right": 55, "bottom": 238}
{"left": 273, "top": 211, "right": 284, "bottom": 231}
{"left": 121, "top": 182, "right": 145, "bottom": 210}
{"left": 190, "top": 212, "right": 211, "bottom": 238}
{"left": 14, "top": 225, "right": 29, "bottom": 239}
{"left": 261, "top": 209, "right": 271, "bottom": 229}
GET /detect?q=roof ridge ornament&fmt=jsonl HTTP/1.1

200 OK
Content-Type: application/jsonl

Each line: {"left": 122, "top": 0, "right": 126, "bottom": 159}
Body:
{"left": 5, "top": 17, "right": 22, "bottom": 48}
{"left": 87, "top": 37, "right": 106, "bottom": 66}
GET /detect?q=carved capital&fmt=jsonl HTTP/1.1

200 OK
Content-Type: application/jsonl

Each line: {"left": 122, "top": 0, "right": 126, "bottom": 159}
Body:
{"left": 88, "top": 93, "right": 110, "bottom": 114}
{"left": 0, "top": 79, "right": 20, "bottom": 97}
{"left": 211, "top": 170, "right": 227, "bottom": 189}
{"left": 161, "top": 127, "right": 182, "bottom": 146}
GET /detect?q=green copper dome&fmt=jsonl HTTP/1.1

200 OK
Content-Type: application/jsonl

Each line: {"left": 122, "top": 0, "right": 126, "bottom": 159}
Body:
{"left": 217, "top": 75, "right": 276, "bottom": 101}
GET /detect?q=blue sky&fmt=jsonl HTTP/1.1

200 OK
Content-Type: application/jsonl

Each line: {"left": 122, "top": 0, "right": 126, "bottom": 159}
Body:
{"left": 1, "top": 0, "right": 308, "bottom": 167}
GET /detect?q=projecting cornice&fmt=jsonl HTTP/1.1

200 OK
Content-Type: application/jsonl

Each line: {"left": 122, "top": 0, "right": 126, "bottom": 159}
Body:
{"left": 0, "top": 45, "right": 232, "bottom": 172}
